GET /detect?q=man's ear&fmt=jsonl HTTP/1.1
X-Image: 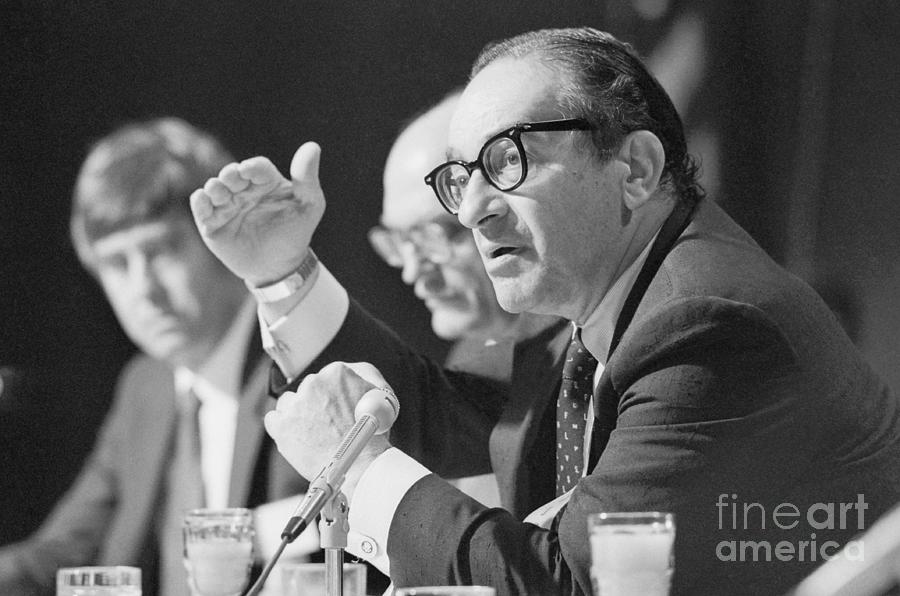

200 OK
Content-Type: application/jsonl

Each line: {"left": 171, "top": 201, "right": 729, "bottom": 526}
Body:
{"left": 617, "top": 130, "right": 665, "bottom": 211}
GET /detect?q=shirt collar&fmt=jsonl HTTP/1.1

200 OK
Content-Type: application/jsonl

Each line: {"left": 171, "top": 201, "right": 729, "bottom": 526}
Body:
{"left": 579, "top": 229, "right": 660, "bottom": 364}
{"left": 175, "top": 298, "right": 258, "bottom": 403}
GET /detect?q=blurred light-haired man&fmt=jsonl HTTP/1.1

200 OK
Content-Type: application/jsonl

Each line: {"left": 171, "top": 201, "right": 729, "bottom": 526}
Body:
{"left": 0, "top": 118, "right": 311, "bottom": 596}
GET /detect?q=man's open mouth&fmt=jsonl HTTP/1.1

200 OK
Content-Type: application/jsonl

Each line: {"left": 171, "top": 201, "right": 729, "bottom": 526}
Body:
{"left": 489, "top": 246, "right": 518, "bottom": 259}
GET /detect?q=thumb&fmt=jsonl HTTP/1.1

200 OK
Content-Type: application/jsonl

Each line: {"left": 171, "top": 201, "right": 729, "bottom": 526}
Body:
{"left": 347, "top": 362, "right": 394, "bottom": 400}
{"left": 346, "top": 362, "right": 390, "bottom": 392}
{"left": 263, "top": 409, "right": 281, "bottom": 441}
{"left": 289, "top": 141, "right": 322, "bottom": 197}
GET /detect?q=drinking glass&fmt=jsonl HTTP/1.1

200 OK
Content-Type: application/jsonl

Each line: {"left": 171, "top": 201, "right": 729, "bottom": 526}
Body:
{"left": 588, "top": 512, "right": 675, "bottom": 596}
{"left": 394, "top": 588, "right": 496, "bottom": 596}
{"left": 281, "top": 562, "right": 367, "bottom": 596}
{"left": 182, "top": 508, "right": 254, "bottom": 596}
{"left": 56, "top": 566, "right": 141, "bottom": 596}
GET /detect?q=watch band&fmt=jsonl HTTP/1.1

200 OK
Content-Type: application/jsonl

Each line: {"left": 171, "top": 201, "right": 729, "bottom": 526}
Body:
{"left": 246, "top": 249, "right": 319, "bottom": 303}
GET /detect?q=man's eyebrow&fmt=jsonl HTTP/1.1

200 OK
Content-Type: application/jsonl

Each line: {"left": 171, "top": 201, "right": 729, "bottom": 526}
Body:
{"left": 444, "top": 121, "right": 514, "bottom": 161}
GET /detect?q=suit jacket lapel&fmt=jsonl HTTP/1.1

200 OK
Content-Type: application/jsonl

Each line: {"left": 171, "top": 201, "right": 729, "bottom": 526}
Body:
{"left": 491, "top": 320, "right": 570, "bottom": 518}
{"left": 589, "top": 199, "right": 695, "bottom": 470}
{"left": 134, "top": 376, "right": 178, "bottom": 523}
{"left": 100, "top": 364, "right": 177, "bottom": 565}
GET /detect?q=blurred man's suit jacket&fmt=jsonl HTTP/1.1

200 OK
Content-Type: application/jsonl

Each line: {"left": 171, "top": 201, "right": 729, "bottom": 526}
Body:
{"left": 0, "top": 334, "right": 306, "bottom": 596}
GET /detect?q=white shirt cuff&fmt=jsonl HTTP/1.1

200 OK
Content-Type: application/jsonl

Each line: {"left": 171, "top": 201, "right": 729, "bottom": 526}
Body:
{"left": 259, "top": 264, "right": 349, "bottom": 380}
{"left": 523, "top": 490, "right": 572, "bottom": 529}
{"left": 346, "top": 448, "right": 430, "bottom": 576}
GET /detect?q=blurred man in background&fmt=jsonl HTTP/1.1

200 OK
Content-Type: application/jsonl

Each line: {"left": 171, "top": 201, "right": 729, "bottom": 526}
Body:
{"left": 0, "top": 118, "right": 311, "bottom": 596}
{"left": 371, "top": 90, "right": 561, "bottom": 367}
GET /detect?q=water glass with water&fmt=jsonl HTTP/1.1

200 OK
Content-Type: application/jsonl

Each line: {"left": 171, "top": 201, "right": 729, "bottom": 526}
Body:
{"left": 182, "top": 508, "right": 254, "bottom": 596}
{"left": 588, "top": 511, "right": 675, "bottom": 596}
{"left": 57, "top": 566, "right": 141, "bottom": 596}
{"left": 394, "top": 587, "right": 496, "bottom": 596}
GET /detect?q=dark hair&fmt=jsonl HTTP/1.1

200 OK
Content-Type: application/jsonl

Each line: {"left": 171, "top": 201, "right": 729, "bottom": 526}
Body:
{"left": 472, "top": 27, "right": 704, "bottom": 205}
{"left": 70, "top": 117, "right": 234, "bottom": 266}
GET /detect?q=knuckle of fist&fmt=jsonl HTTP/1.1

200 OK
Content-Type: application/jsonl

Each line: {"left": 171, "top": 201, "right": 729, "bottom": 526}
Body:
{"left": 320, "top": 360, "right": 346, "bottom": 372}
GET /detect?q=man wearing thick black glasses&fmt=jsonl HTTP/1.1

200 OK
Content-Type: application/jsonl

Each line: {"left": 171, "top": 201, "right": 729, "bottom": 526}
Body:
{"left": 190, "top": 28, "right": 900, "bottom": 596}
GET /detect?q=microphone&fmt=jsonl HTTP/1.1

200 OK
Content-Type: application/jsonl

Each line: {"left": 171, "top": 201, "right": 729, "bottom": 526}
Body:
{"left": 281, "top": 386, "right": 400, "bottom": 542}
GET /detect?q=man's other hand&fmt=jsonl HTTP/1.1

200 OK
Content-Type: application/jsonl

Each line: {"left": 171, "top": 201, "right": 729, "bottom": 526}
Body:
{"left": 190, "top": 142, "right": 325, "bottom": 287}
{"left": 263, "top": 362, "right": 393, "bottom": 502}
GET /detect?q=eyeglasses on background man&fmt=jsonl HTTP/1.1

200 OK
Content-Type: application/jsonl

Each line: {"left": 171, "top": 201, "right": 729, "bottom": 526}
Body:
{"left": 367, "top": 219, "right": 470, "bottom": 268}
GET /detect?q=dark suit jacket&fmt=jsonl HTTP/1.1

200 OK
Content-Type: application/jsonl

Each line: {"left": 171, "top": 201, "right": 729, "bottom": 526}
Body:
{"left": 284, "top": 199, "right": 900, "bottom": 596}
{"left": 446, "top": 318, "right": 572, "bottom": 518}
{"left": 0, "top": 333, "right": 306, "bottom": 596}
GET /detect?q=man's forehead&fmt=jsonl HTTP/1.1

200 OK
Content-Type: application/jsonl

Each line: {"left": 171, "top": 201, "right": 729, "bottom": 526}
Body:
{"left": 382, "top": 94, "right": 462, "bottom": 228}
{"left": 382, "top": 145, "right": 448, "bottom": 229}
{"left": 91, "top": 218, "right": 185, "bottom": 257}
{"left": 447, "top": 57, "right": 564, "bottom": 157}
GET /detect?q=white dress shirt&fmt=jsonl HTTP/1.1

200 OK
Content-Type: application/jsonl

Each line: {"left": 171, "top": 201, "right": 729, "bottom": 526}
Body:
{"left": 174, "top": 299, "right": 257, "bottom": 509}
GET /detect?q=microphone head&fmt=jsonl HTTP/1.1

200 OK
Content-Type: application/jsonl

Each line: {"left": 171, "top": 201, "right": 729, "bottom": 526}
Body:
{"left": 355, "top": 387, "right": 400, "bottom": 434}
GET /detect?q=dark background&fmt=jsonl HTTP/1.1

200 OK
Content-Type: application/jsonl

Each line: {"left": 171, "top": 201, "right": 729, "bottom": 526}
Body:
{"left": 2, "top": 0, "right": 899, "bottom": 543}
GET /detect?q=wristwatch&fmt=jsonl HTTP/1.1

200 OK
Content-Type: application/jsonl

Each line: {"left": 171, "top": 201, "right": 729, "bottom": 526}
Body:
{"left": 245, "top": 249, "right": 318, "bottom": 303}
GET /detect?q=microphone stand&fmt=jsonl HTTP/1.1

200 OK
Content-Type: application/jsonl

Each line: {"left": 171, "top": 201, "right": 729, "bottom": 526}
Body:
{"left": 320, "top": 491, "right": 350, "bottom": 596}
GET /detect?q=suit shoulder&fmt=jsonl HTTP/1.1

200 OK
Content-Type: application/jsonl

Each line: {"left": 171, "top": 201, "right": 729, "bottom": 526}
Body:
{"left": 625, "top": 295, "right": 793, "bottom": 351}
{"left": 611, "top": 295, "right": 799, "bottom": 390}
{"left": 111, "top": 354, "right": 173, "bottom": 413}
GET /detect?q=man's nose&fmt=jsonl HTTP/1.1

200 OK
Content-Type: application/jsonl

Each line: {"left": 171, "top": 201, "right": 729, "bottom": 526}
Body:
{"left": 127, "top": 255, "right": 164, "bottom": 297}
{"left": 456, "top": 171, "right": 507, "bottom": 230}
{"left": 399, "top": 244, "right": 437, "bottom": 285}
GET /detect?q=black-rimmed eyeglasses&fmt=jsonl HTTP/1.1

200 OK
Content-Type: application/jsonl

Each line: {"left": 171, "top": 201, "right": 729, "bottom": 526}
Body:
{"left": 424, "top": 118, "right": 594, "bottom": 215}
